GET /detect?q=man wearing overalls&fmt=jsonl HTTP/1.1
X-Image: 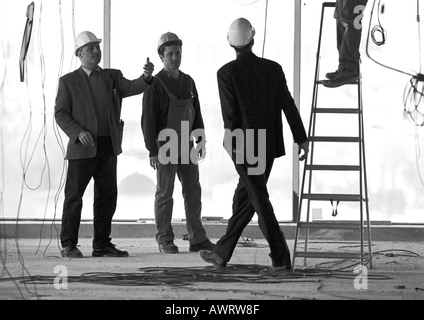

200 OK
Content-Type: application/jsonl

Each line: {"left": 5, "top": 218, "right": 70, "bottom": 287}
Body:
{"left": 141, "top": 32, "right": 215, "bottom": 254}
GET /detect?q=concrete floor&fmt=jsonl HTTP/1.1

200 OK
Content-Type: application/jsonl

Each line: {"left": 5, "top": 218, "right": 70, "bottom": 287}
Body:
{"left": 1, "top": 232, "right": 424, "bottom": 305}
{"left": 0, "top": 222, "right": 423, "bottom": 320}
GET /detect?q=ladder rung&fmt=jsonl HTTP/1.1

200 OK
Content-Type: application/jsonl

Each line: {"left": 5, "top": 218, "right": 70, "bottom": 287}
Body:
{"left": 314, "top": 108, "right": 359, "bottom": 114}
{"left": 309, "top": 136, "right": 360, "bottom": 143}
{"left": 294, "top": 251, "right": 362, "bottom": 259}
{"left": 298, "top": 221, "right": 362, "bottom": 229}
{"left": 306, "top": 165, "right": 360, "bottom": 171}
{"left": 322, "top": 2, "right": 336, "bottom": 8}
{"left": 302, "top": 194, "right": 362, "bottom": 202}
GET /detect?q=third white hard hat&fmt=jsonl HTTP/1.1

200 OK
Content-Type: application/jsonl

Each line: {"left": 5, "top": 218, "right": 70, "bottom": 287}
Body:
{"left": 74, "top": 31, "right": 102, "bottom": 56}
{"left": 227, "top": 18, "right": 255, "bottom": 48}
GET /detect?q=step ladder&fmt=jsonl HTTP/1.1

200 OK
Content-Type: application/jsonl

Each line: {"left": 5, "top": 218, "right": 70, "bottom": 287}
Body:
{"left": 292, "top": 1, "right": 373, "bottom": 269}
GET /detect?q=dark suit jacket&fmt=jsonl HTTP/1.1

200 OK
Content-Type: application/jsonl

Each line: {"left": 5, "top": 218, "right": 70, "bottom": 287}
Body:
{"left": 217, "top": 51, "right": 307, "bottom": 160}
{"left": 55, "top": 67, "right": 150, "bottom": 160}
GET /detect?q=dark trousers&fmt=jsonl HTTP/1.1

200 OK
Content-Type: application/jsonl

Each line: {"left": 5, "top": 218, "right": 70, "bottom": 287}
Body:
{"left": 60, "top": 137, "right": 117, "bottom": 250}
{"left": 337, "top": 19, "right": 363, "bottom": 71}
{"left": 154, "top": 161, "right": 207, "bottom": 245}
{"left": 335, "top": 0, "right": 368, "bottom": 71}
{"left": 214, "top": 158, "right": 291, "bottom": 267}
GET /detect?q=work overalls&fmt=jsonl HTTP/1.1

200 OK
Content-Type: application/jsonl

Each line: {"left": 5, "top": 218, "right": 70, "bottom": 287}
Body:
{"left": 153, "top": 77, "right": 208, "bottom": 247}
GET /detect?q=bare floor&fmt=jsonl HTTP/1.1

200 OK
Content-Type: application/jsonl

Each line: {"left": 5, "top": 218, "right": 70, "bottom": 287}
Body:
{"left": 1, "top": 237, "right": 424, "bottom": 306}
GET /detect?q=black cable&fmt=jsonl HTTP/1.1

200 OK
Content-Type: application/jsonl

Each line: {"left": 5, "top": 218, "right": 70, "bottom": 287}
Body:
{"left": 366, "top": 0, "right": 415, "bottom": 77}
{"left": 370, "top": 0, "right": 386, "bottom": 46}
{"left": 0, "top": 263, "right": 393, "bottom": 290}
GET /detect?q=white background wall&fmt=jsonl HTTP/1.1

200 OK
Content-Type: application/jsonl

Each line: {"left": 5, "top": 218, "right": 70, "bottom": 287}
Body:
{"left": 1, "top": 0, "right": 423, "bottom": 224}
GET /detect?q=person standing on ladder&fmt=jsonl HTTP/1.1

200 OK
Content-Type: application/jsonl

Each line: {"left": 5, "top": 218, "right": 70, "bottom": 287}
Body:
{"left": 324, "top": 0, "right": 369, "bottom": 88}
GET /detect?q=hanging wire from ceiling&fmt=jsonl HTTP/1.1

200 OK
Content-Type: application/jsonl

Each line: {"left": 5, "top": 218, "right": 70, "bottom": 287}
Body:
{"left": 261, "top": 0, "right": 269, "bottom": 58}
{"left": 69, "top": 0, "right": 78, "bottom": 72}
{"left": 233, "top": 0, "right": 269, "bottom": 58}
{"left": 366, "top": 0, "right": 424, "bottom": 127}
{"left": 366, "top": 0, "right": 424, "bottom": 187}
{"left": 0, "top": 40, "right": 26, "bottom": 300}
{"left": 35, "top": 0, "right": 67, "bottom": 258}
{"left": 402, "top": 0, "right": 424, "bottom": 128}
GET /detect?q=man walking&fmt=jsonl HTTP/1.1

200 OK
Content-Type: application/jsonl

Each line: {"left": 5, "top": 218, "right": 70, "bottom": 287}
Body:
{"left": 200, "top": 18, "right": 309, "bottom": 273}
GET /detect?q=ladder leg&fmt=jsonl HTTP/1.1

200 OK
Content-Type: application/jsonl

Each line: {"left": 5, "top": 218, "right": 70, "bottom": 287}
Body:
{"left": 293, "top": 2, "right": 329, "bottom": 269}
{"left": 358, "top": 63, "right": 373, "bottom": 268}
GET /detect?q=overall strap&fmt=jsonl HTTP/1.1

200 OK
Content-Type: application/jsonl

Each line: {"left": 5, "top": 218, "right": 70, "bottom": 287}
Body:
{"left": 154, "top": 76, "right": 177, "bottom": 100}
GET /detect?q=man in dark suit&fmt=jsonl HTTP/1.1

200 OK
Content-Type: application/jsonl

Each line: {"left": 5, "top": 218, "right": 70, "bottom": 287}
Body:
{"left": 200, "top": 18, "right": 309, "bottom": 273}
{"left": 55, "top": 31, "right": 154, "bottom": 258}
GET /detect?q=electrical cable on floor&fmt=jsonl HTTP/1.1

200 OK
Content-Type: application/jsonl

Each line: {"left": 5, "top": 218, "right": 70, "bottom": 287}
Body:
{"left": 0, "top": 261, "right": 395, "bottom": 295}
{"left": 295, "top": 247, "right": 421, "bottom": 272}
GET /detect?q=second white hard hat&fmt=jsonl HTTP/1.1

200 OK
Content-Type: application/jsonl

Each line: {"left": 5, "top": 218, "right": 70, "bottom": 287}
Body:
{"left": 74, "top": 31, "right": 102, "bottom": 56}
{"left": 227, "top": 18, "right": 255, "bottom": 48}
{"left": 157, "top": 32, "right": 183, "bottom": 54}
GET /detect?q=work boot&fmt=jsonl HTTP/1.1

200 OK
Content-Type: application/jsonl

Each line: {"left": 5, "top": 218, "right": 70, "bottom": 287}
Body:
{"left": 61, "top": 246, "right": 83, "bottom": 258}
{"left": 324, "top": 69, "right": 359, "bottom": 88}
{"left": 158, "top": 241, "right": 179, "bottom": 253}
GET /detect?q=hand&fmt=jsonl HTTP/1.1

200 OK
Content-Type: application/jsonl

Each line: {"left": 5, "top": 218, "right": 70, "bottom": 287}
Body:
{"left": 143, "top": 57, "right": 154, "bottom": 81}
{"left": 78, "top": 131, "right": 95, "bottom": 147}
{"left": 298, "top": 140, "right": 309, "bottom": 161}
{"left": 149, "top": 156, "right": 159, "bottom": 170}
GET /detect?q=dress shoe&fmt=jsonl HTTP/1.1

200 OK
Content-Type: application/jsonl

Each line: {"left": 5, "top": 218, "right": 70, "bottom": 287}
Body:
{"left": 61, "top": 246, "right": 83, "bottom": 258}
{"left": 199, "top": 250, "right": 227, "bottom": 269}
{"left": 92, "top": 243, "right": 129, "bottom": 257}
{"left": 158, "top": 241, "right": 179, "bottom": 253}
{"left": 189, "top": 239, "right": 215, "bottom": 252}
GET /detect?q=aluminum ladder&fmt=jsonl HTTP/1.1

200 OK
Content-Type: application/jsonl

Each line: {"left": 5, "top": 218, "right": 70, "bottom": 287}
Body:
{"left": 292, "top": 1, "right": 373, "bottom": 270}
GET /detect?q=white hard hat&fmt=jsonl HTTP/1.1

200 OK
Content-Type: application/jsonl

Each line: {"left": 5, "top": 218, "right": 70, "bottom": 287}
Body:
{"left": 74, "top": 31, "right": 102, "bottom": 56}
{"left": 227, "top": 18, "right": 255, "bottom": 48}
{"left": 157, "top": 32, "right": 183, "bottom": 54}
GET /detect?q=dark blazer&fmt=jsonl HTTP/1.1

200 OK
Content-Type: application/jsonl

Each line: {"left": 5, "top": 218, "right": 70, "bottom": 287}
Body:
{"left": 217, "top": 51, "right": 307, "bottom": 160}
{"left": 55, "top": 67, "right": 150, "bottom": 160}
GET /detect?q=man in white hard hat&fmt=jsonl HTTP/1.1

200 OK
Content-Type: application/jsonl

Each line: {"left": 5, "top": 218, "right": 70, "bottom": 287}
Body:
{"left": 141, "top": 32, "right": 214, "bottom": 254}
{"left": 55, "top": 31, "right": 154, "bottom": 258}
{"left": 199, "top": 18, "right": 309, "bottom": 273}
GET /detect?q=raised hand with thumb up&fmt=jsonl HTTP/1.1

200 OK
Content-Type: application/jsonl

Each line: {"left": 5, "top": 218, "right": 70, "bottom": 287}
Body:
{"left": 143, "top": 57, "right": 154, "bottom": 81}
